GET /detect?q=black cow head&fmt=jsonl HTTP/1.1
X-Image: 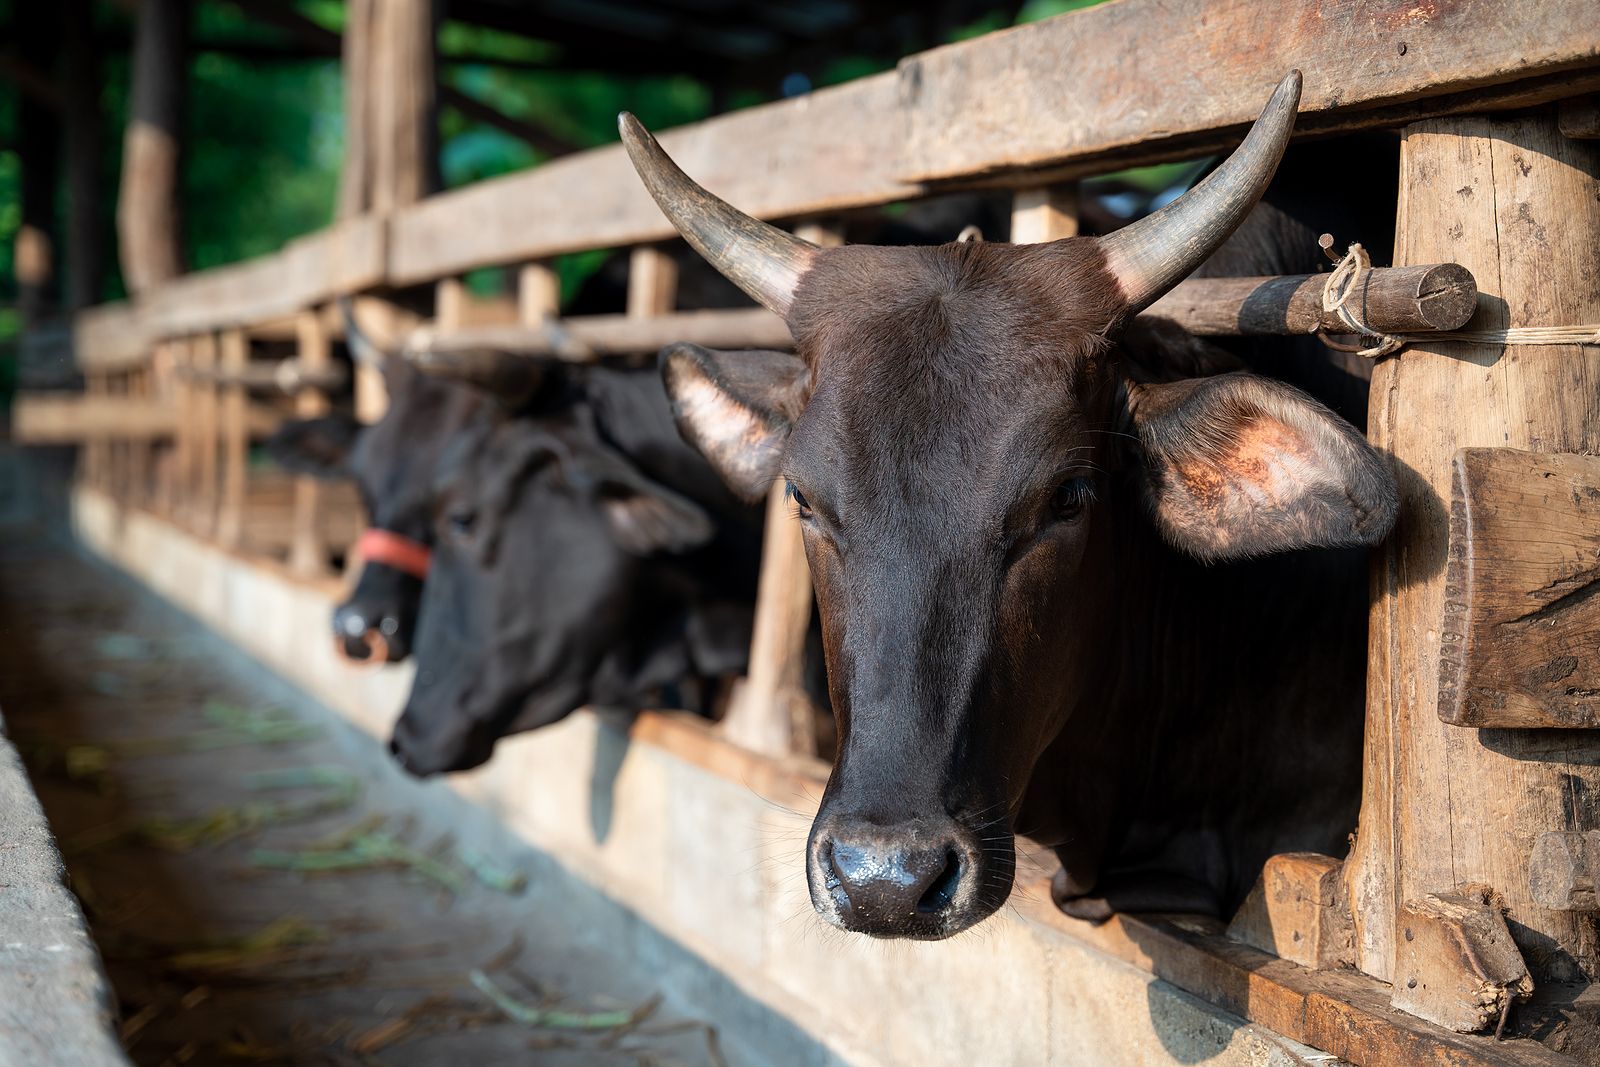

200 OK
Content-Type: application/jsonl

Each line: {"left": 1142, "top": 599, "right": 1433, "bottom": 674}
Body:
{"left": 622, "top": 72, "right": 1397, "bottom": 939}
{"left": 266, "top": 313, "right": 497, "bottom": 664}
{"left": 388, "top": 406, "right": 720, "bottom": 775}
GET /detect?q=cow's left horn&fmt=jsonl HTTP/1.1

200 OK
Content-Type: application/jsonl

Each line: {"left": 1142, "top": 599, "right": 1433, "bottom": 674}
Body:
{"left": 618, "top": 113, "right": 818, "bottom": 318}
{"left": 1096, "top": 70, "right": 1302, "bottom": 315}
{"left": 403, "top": 332, "right": 546, "bottom": 402}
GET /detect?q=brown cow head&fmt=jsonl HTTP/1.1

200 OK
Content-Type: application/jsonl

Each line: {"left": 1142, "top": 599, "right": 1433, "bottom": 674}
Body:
{"left": 623, "top": 72, "right": 1396, "bottom": 939}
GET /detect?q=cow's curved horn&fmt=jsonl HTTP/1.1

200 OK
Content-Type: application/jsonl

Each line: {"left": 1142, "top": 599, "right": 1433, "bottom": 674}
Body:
{"left": 1096, "top": 70, "right": 1302, "bottom": 315}
{"left": 403, "top": 332, "right": 546, "bottom": 401}
{"left": 618, "top": 113, "right": 818, "bottom": 318}
{"left": 339, "top": 297, "right": 390, "bottom": 368}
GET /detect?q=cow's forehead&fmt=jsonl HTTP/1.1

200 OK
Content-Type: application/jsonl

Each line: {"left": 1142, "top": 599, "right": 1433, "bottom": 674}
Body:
{"left": 784, "top": 241, "right": 1120, "bottom": 500}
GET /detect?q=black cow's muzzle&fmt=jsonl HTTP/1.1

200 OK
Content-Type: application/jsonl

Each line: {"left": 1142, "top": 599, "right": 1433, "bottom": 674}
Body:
{"left": 807, "top": 813, "right": 1007, "bottom": 939}
{"left": 332, "top": 601, "right": 409, "bottom": 664}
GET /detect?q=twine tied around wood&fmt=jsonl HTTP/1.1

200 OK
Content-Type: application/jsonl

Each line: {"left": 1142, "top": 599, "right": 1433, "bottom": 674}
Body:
{"left": 1318, "top": 240, "right": 1600, "bottom": 359}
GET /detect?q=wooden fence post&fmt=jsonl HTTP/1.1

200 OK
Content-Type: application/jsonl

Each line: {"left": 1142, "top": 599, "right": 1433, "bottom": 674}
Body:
{"left": 720, "top": 219, "right": 843, "bottom": 757}
{"left": 1010, "top": 183, "right": 1079, "bottom": 243}
{"left": 216, "top": 328, "right": 249, "bottom": 549}
{"left": 289, "top": 309, "right": 332, "bottom": 575}
{"left": 128, "top": 365, "right": 152, "bottom": 506}
{"left": 191, "top": 331, "right": 220, "bottom": 535}
{"left": 627, "top": 246, "right": 677, "bottom": 320}
{"left": 1343, "top": 114, "right": 1600, "bottom": 1020}
{"left": 518, "top": 261, "right": 561, "bottom": 325}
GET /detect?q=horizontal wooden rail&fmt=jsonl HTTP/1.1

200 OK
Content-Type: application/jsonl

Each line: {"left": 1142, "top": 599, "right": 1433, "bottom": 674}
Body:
{"left": 11, "top": 393, "right": 280, "bottom": 443}
{"left": 179, "top": 358, "right": 350, "bottom": 393}
{"left": 69, "top": 0, "right": 1598, "bottom": 365}
{"left": 1145, "top": 262, "right": 1478, "bottom": 337}
{"left": 401, "top": 263, "right": 1477, "bottom": 373}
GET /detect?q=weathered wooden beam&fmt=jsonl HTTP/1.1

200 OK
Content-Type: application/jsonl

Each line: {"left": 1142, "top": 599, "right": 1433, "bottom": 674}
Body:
{"left": 215, "top": 328, "right": 249, "bottom": 550}
{"left": 1530, "top": 831, "right": 1600, "bottom": 912}
{"left": 1391, "top": 892, "right": 1533, "bottom": 1034}
{"left": 116, "top": 0, "right": 187, "bottom": 293}
{"left": 289, "top": 309, "right": 333, "bottom": 577}
{"left": 1146, "top": 263, "right": 1478, "bottom": 338}
{"left": 1438, "top": 448, "right": 1600, "bottom": 728}
{"left": 1010, "top": 183, "right": 1079, "bottom": 243}
{"left": 407, "top": 263, "right": 1478, "bottom": 370}
{"left": 1226, "top": 852, "right": 1354, "bottom": 971}
{"left": 1343, "top": 116, "right": 1600, "bottom": 1003}
{"left": 899, "top": 0, "right": 1600, "bottom": 184}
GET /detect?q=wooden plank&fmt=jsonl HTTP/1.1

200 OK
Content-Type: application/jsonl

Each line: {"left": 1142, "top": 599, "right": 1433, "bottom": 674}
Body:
{"left": 386, "top": 72, "right": 911, "bottom": 285}
{"left": 1010, "top": 183, "right": 1078, "bottom": 243}
{"left": 138, "top": 217, "right": 385, "bottom": 339}
{"left": 517, "top": 261, "right": 560, "bottom": 325}
{"left": 1146, "top": 264, "right": 1477, "bottom": 337}
{"left": 1016, "top": 890, "right": 1573, "bottom": 1067}
{"left": 900, "top": 0, "right": 1600, "bottom": 184}
{"left": 1438, "top": 448, "right": 1600, "bottom": 728}
{"left": 191, "top": 332, "right": 220, "bottom": 536}
{"left": 1226, "top": 853, "right": 1354, "bottom": 971}
{"left": 1344, "top": 117, "right": 1600, "bottom": 1000}
{"left": 1391, "top": 892, "right": 1532, "bottom": 1033}
{"left": 414, "top": 308, "right": 793, "bottom": 361}
{"left": 73, "top": 302, "right": 146, "bottom": 370}
{"left": 1560, "top": 96, "right": 1600, "bottom": 139}
{"left": 626, "top": 246, "right": 677, "bottom": 319}
{"left": 289, "top": 309, "right": 332, "bottom": 576}
{"left": 215, "top": 328, "right": 249, "bottom": 550}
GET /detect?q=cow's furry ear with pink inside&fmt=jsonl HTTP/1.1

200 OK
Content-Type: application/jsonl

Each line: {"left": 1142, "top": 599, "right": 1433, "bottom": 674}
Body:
{"left": 1125, "top": 371, "right": 1397, "bottom": 561}
{"left": 658, "top": 343, "right": 810, "bottom": 501}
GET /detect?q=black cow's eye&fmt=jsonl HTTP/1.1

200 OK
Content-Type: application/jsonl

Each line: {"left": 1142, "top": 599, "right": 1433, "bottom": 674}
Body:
{"left": 447, "top": 509, "right": 477, "bottom": 537}
{"left": 1051, "top": 477, "right": 1095, "bottom": 522}
{"left": 787, "top": 481, "right": 813, "bottom": 521}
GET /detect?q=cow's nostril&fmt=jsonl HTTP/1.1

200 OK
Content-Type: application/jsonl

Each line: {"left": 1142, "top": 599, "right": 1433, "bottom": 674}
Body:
{"left": 917, "top": 849, "right": 962, "bottom": 914}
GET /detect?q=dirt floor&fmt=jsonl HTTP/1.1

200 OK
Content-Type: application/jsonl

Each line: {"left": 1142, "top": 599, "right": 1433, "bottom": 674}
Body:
{"left": 0, "top": 526, "right": 735, "bottom": 1067}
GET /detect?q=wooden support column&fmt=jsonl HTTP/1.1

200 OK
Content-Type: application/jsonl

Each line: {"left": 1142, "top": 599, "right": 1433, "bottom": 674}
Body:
{"left": 82, "top": 372, "right": 107, "bottom": 490}
{"left": 436, "top": 276, "right": 470, "bottom": 331}
{"left": 117, "top": 0, "right": 187, "bottom": 293}
{"left": 518, "top": 261, "right": 561, "bottom": 325}
{"left": 216, "top": 329, "right": 249, "bottom": 549}
{"left": 289, "top": 310, "right": 333, "bottom": 575}
{"left": 150, "top": 343, "right": 178, "bottom": 515}
{"left": 190, "top": 332, "right": 220, "bottom": 535}
{"left": 368, "top": 0, "right": 438, "bottom": 213}
{"left": 626, "top": 246, "right": 678, "bottom": 319}
{"left": 1011, "top": 183, "right": 1079, "bottom": 243}
{"left": 1344, "top": 115, "right": 1600, "bottom": 1024}
{"left": 721, "top": 220, "right": 841, "bottom": 757}
{"left": 169, "top": 340, "right": 196, "bottom": 518}
{"left": 128, "top": 365, "right": 153, "bottom": 507}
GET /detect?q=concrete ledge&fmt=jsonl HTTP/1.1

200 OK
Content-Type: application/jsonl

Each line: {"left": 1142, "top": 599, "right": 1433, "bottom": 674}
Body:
{"left": 0, "top": 706, "right": 130, "bottom": 1067}
{"left": 72, "top": 486, "right": 1340, "bottom": 1067}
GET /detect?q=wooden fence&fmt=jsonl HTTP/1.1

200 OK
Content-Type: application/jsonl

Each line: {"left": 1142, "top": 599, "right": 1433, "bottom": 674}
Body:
{"left": 40, "top": 1, "right": 1600, "bottom": 1062}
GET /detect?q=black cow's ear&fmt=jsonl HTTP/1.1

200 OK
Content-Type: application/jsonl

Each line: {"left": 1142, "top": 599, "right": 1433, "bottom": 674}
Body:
{"left": 659, "top": 343, "right": 807, "bottom": 502}
{"left": 265, "top": 415, "right": 362, "bottom": 480}
{"left": 1126, "top": 371, "right": 1397, "bottom": 562}
{"left": 598, "top": 478, "right": 716, "bottom": 556}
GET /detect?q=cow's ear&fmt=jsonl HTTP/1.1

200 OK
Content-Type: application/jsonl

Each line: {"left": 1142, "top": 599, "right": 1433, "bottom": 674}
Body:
{"left": 659, "top": 343, "right": 807, "bottom": 502}
{"left": 265, "top": 415, "right": 362, "bottom": 480}
{"left": 1126, "top": 371, "right": 1397, "bottom": 561}
{"left": 598, "top": 477, "right": 716, "bottom": 556}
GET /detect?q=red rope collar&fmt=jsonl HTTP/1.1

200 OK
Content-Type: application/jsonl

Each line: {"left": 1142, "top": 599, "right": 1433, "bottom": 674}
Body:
{"left": 357, "top": 528, "right": 432, "bottom": 579}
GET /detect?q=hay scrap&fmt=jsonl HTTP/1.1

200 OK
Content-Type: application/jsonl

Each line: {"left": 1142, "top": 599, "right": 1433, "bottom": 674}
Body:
{"left": 468, "top": 969, "right": 634, "bottom": 1030}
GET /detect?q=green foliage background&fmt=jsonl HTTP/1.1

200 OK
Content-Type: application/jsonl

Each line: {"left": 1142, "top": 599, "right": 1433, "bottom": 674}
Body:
{"left": 0, "top": 0, "right": 1166, "bottom": 339}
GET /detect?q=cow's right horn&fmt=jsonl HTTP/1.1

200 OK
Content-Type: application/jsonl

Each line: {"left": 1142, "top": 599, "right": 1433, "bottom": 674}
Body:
{"left": 618, "top": 113, "right": 818, "bottom": 318}
{"left": 1096, "top": 70, "right": 1302, "bottom": 316}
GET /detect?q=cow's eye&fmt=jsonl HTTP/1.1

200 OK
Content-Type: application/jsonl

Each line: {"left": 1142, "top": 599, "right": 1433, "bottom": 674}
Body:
{"left": 447, "top": 508, "right": 477, "bottom": 538}
{"left": 1051, "top": 477, "right": 1095, "bottom": 522}
{"left": 786, "top": 481, "right": 813, "bottom": 521}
